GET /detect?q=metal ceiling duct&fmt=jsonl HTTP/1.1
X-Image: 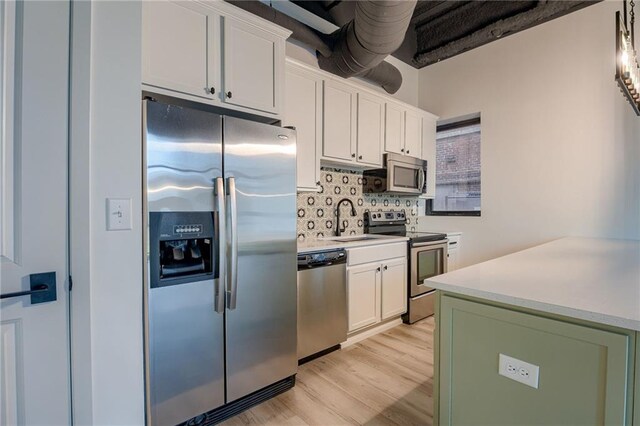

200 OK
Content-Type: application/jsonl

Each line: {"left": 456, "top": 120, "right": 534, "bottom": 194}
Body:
{"left": 226, "top": 0, "right": 415, "bottom": 94}
{"left": 318, "top": 1, "right": 416, "bottom": 81}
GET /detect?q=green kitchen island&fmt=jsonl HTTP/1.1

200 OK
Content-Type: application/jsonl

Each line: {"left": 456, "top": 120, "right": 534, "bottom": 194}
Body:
{"left": 425, "top": 237, "right": 640, "bottom": 425}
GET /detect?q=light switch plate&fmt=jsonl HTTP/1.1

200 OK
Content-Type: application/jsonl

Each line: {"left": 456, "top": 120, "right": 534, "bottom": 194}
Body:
{"left": 107, "top": 198, "right": 132, "bottom": 231}
{"left": 498, "top": 353, "right": 540, "bottom": 389}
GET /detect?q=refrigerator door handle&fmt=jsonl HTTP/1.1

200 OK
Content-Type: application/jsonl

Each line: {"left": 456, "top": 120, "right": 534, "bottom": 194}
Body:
{"left": 214, "top": 177, "right": 226, "bottom": 313}
{"left": 227, "top": 176, "right": 239, "bottom": 310}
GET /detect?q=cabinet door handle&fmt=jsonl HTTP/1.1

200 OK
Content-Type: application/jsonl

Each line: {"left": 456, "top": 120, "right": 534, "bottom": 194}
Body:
{"left": 209, "top": 87, "right": 216, "bottom": 95}
{"left": 226, "top": 91, "right": 232, "bottom": 99}
{"left": 383, "top": 265, "right": 388, "bottom": 270}
{"left": 316, "top": 181, "right": 321, "bottom": 185}
{"left": 351, "top": 153, "right": 356, "bottom": 158}
{"left": 358, "top": 155, "right": 363, "bottom": 160}
{"left": 406, "top": 150, "right": 410, "bottom": 154}
{"left": 401, "top": 148, "right": 405, "bottom": 153}
{"left": 376, "top": 267, "right": 381, "bottom": 272}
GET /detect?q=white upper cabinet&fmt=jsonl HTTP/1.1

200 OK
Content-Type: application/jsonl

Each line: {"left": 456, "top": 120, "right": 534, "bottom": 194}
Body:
{"left": 421, "top": 114, "right": 437, "bottom": 198}
{"left": 142, "top": 1, "right": 216, "bottom": 99}
{"left": 222, "top": 16, "right": 284, "bottom": 113}
{"left": 142, "top": 0, "right": 290, "bottom": 117}
{"left": 284, "top": 62, "right": 322, "bottom": 191}
{"left": 404, "top": 109, "right": 422, "bottom": 158}
{"left": 356, "top": 92, "right": 384, "bottom": 167}
{"left": 384, "top": 101, "right": 430, "bottom": 160}
{"left": 283, "top": 59, "right": 438, "bottom": 175}
{"left": 384, "top": 102, "right": 405, "bottom": 155}
{"left": 323, "top": 79, "right": 357, "bottom": 162}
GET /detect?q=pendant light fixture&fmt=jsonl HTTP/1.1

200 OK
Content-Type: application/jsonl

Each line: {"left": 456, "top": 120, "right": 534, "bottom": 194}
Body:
{"left": 616, "top": 0, "right": 640, "bottom": 115}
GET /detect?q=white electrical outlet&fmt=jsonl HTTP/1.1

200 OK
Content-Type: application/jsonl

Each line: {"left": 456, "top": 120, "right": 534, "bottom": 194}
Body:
{"left": 107, "top": 198, "right": 132, "bottom": 231}
{"left": 498, "top": 353, "right": 540, "bottom": 389}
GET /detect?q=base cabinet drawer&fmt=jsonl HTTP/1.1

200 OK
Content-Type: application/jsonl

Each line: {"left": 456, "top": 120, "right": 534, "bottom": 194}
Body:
{"left": 347, "top": 242, "right": 406, "bottom": 266}
{"left": 436, "top": 295, "right": 634, "bottom": 425}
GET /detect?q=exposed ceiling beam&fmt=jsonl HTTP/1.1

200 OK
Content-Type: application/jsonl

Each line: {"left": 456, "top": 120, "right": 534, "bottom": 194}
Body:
{"left": 413, "top": 0, "right": 601, "bottom": 67}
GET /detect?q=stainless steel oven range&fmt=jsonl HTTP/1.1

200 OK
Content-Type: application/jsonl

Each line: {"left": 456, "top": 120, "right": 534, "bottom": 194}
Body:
{"left": 365, "top": 210, "right": 447, "bottom": 324}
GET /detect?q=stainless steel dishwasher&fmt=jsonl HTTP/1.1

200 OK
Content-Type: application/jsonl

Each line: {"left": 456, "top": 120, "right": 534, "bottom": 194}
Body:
{"left": 297, "top": 249, "right": 348, "bottom": 362}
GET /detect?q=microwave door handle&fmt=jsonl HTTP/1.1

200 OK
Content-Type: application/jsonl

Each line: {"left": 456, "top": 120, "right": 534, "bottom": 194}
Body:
{"left": 419, "top": 168, "right": 426, "bottom": 192}
{"left": 214, "top": 177, "right": 226, "bottom": 313}
{"left": 226, "top": 176, "right": 239, "bottom": 310}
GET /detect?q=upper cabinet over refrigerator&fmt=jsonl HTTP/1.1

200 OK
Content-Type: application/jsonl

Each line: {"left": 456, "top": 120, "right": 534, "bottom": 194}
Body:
{"left": 141, "top": 0, "right": 290, "bottom": 118}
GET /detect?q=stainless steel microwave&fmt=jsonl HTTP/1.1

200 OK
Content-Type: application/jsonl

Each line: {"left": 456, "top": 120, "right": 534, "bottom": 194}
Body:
{"left": 363, "top": 153, "right": 427, "bottom": 195}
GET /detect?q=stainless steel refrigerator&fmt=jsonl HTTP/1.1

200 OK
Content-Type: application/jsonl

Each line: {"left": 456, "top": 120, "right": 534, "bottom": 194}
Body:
{"left": 143, "top": 99, "right": 297, "bottom": 426}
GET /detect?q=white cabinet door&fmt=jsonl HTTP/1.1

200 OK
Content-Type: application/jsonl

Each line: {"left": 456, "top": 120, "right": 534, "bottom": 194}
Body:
{"left": 447, "top": 248, "right": 459, "bottom": 271}
{"left": 356, "top": 92, "right": 384, "bottom": 167}
{"left": 284, "top": 64, "right": 322, "bottom": 191}
{"left": 348, "top": 262, "right": 381, "bottom": 332}
{"left": 142, "top": 0, "right": 215, "bottom": 99}
{"left": 421, "top": 114, "right": 437, "bottom": 198}
{"left": 384, "top": 101, "right": 405, "bottom": 155}
{"left": 223, "top": 16, "right": 282, "bottom": 113}
{"left": 381, "top": 257, "right": 407, "bottom": 320}
{"left": 404, "top": 109, "right": 422, "bottom": 158}
{"left": 323, "top": 79, "right": 356, "bottom": 162}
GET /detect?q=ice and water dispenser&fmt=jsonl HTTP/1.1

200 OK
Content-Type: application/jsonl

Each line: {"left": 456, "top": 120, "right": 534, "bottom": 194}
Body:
{"left": 148, "top": 212, "right": 216, "bottom": 288}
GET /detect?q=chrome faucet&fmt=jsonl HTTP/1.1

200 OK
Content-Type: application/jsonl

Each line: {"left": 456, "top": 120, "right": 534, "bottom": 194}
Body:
{"left": 336, "top": 198, "right": 357, "bottom": 237}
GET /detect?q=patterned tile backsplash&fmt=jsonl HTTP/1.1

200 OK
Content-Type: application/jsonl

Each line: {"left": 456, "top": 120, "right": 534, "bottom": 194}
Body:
{"left": 297, "top": 167, "right": 422, "bottom": 242}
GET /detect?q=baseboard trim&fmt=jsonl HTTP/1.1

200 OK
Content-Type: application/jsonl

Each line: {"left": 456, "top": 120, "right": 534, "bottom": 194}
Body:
{"left": 342, "top": 317, "right": 403, "bottom": 348}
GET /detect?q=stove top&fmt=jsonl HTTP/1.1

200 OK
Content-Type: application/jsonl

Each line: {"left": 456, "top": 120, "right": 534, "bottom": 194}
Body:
{"left": 364, "top": 210, "right": 447, "bottom": 244}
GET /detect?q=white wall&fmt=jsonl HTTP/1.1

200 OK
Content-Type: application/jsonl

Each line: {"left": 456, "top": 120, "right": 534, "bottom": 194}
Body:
{"left": 417, "top": 1, "right": 640, "bottom": 267}
{"left": 70, "top": 2, "right": 145, "bottom": 425}
{"left": 286, "top": 40, "right": 420, "bottom": 106}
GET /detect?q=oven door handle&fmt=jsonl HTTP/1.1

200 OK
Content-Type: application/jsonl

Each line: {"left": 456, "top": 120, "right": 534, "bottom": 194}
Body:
{"left": 412, "top": 240, "right": 448, "bottom": 248}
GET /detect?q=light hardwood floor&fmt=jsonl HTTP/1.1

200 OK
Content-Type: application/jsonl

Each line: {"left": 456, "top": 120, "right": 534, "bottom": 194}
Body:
{"left": 221, "top": 317, "right": 434, "bottom": 426}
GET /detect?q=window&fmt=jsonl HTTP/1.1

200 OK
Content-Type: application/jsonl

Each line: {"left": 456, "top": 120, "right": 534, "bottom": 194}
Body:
{"left": 426, "top": 117, "right": 481, "bottom": 216}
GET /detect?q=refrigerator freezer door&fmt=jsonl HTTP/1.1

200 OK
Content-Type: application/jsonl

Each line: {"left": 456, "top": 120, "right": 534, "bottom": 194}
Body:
{"left": 144, "top": 100, "right": 225, "bottom": 425}
{"left": 149, "top": 281, "right": 225, "bottom": 426}
{"left": 223, "top": 117, "right": 298, "bottom": 402}
{"left": 146, "top": 100, "right": 223, "bottom": 212}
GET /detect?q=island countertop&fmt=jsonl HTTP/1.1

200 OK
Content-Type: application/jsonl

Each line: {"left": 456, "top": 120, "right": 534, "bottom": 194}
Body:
{"left": 425, "top": 237, "right": 640, "bottom": 331}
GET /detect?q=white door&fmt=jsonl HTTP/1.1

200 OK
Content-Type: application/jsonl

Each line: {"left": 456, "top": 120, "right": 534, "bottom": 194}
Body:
{"left": 347, "top": 262, "right": 381, "bottom": 332}
{"left": 323, "top": 79, "right": 356, "bottom": 162}
{"left": 356, "top": 92, "right": 384, "bottom": 167}
{"left": 223, "top": 15, "right": 282, "bottom": 113}
{"left": 381, "top": 257, "right": 407, "bottom": 320}
{"left": 284, "top": 64, "right": 322, "bottom": 191}
{"left": 142, "top": 0, "right": 215, "bottom": 100}
{"left": 404, "top": 109, "right": 422, "bottom": 158}
{"left": 1, "top": 1, "right": 71, "bottom": 424}
{"left": 384, "top": 101, "right": 405, "bottom": 155}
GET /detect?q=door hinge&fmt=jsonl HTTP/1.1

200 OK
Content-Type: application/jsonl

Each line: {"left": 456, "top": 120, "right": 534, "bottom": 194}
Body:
{"left": 69, "top": 275, "right": 73, "bottom": 292}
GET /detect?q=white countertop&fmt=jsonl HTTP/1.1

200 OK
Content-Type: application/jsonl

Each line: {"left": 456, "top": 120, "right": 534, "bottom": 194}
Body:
{"left": 425, "top": 237, "right": 640, "bottom": 331}
{"left": 298, "top": 235, "right": 409, "bottom": 254}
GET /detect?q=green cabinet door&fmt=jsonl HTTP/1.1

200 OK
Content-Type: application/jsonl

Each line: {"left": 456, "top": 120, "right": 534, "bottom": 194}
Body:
{"left": 437, "top": 294, "right": 635, "bottom": 426}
